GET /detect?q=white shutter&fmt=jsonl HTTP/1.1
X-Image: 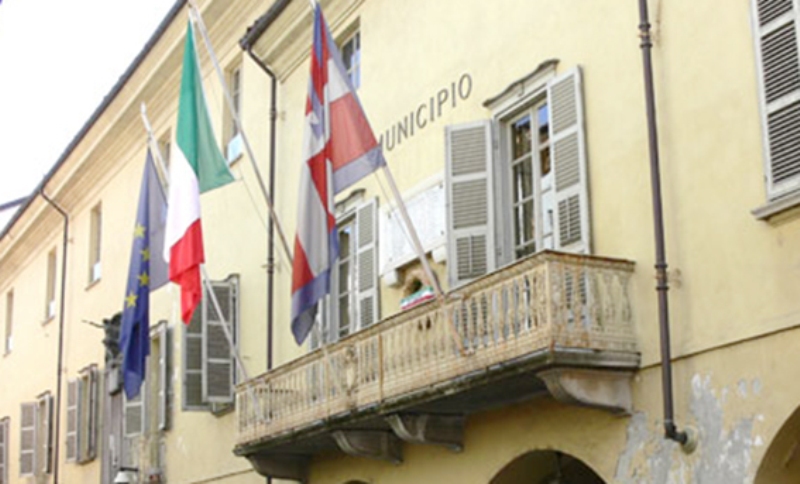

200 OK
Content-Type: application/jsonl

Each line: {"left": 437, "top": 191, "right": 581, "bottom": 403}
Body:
{"left": 753, "top": 0, "right": 800, "bottom": 198}
{"left": 157, "top": 322, "right": 170, "bottom": 430}
{"left": 445, "top": 120, "right": 496, "bottom": 287}
{"left": 203, "top": 277, "right": 238, "bottom": 404}
{"left": 356, "top": 198, "right": 379, "bottom": 330}
{"left": 548, "top": 67, "right": 591, "bottom": 254}
{"left": 183, "top": 299, "right": 208, "bottom": 410}
{"left": 0, "top": 418, "right": 8, "bottom": 484}
{"left": 19, "top": 403, "right": 34, "bottom": 476}
{"left": 123, "top": 390, "right": 144, "bottom": 438}
{"left": 66, "top": 380, "right": 78, "bottom": 461}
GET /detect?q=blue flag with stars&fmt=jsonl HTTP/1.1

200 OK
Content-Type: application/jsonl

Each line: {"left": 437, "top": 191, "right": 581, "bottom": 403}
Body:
{"left": 120, "top": 151, "right": 168, "bottom": 399}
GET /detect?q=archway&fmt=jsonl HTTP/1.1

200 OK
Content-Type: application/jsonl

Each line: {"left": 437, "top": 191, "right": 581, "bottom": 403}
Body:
{"left": 490, "top": 450, "right": 606, "bottom": 484}
{"left": 755, "top": 405, "right": 800, "bottom": 484}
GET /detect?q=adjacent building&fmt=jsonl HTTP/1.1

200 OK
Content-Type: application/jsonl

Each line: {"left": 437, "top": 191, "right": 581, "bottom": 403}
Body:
{"left": 1, "top": 0, "right": 799, "bottom": 483}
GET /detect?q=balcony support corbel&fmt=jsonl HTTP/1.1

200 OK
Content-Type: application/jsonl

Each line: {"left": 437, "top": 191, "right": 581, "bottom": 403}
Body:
{"left": 538, "top": 368, "right": 633, "bottom": 414}
{"left": 245, "top": 453, "right": 310, "bottom": 482}
{"left": 386, "top": 413, "right": 465, "bottom": 452}
{"left": 332, "top": 430, "right": 403, "bottom": 464}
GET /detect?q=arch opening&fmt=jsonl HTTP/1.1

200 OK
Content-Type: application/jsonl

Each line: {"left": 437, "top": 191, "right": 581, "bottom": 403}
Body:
{"left": 490, "top": 450, "right": 606, "bottom": 484}
{"left": 755, "top": 404, "right": 800, "bottom": 484}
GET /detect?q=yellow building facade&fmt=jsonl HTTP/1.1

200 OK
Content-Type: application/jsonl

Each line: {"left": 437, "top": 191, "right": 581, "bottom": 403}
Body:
{"left": 1, "top": 0, "right": 799, "bottom": 483}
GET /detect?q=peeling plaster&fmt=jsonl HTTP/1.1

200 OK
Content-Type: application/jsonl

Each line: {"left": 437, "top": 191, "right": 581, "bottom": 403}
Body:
{"left": 614, "top": 374, "right": 761, "bottom": 484}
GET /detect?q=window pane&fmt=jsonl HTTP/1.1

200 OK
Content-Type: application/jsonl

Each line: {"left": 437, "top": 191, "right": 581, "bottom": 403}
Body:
{"left": 338, "top": 261, "right": 350, "bottom": 294}
{"left": 339, "top": 224, "right": 352, "bottom": 259}
{"left": 512, "top": 116, "right": 532, "bottom": 159}
{"left": 537, "top": 104, "right": 549, "bottom": 144}
{"left": 338, "top": 297, "right": 350, "bottom": 338}
{"left": 540, "top": 146, "right": 551, "bottom": 176}
{"left": 513, "top": 157, "right": 533, "bottom": 202}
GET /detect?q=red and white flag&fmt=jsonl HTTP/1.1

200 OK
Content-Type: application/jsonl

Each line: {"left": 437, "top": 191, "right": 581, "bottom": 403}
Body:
{"left": 291, "top": 3, "right": 386, "bottom": 344}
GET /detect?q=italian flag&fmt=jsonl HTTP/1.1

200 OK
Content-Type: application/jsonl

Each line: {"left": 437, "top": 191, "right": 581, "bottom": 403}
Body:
{"left": 165, "top": 21, "right": 234, "bottom": 324}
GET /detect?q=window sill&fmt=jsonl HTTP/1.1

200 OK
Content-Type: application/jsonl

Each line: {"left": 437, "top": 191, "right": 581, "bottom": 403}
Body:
{"left": 85, "top": 277, "right": 101, "bottom": 291}
{"left": 43, "top": 314, "right": 55, "bottom": 326}
{"left": 752, "top": 191, "right": 800, "bottom": 222}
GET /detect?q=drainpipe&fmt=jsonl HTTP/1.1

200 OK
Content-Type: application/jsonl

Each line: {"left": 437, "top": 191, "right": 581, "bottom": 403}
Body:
{"left": 637, "top": 0, "right": 694, "bottom": 449}
{"left": 243, "top": 45, "right": 278, "bottom": 483}
{"left": 40, "top": 188, "right": 69, "bottom": 482}
{"left": 244, "top": 46, "right": 277, "bottom": 373}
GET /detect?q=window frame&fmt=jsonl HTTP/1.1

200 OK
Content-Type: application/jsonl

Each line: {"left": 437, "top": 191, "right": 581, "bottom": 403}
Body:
{"left": 224, "top": 62, "right": 244, "bottom": 164}
{"left": 339, "top": 24, "right": 361, "bottom": 89}
{"left": 0, "top": 417, "right": 8, "bottom": 484}
{"left": 4, "top": 290, "right": 12, "bottom": 355}
{"left": 88, "top": 203, "right": 103, "bottom": 284}
{"left": 45, "top": 248, "right": 57, "bottom": 322}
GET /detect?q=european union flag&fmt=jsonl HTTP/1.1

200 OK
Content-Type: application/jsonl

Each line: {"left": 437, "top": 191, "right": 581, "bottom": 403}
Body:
{"left": 120, "top": 151, "right": 168, "bottom": 399}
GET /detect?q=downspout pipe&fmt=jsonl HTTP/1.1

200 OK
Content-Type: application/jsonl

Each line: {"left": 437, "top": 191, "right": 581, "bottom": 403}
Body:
{"left": 40, "top": 188, "right": 69, "bottom": 482}
{"left": 637, "top": 0, "right": 691, "bottom": 448}
{"left": 243, "top": 46, "right": 277, "bottom": 373}
{"left": 242, "top": 44, "right": 278, "bottom": 484}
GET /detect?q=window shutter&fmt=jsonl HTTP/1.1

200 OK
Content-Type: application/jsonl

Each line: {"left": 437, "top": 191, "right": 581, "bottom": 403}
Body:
{"left": 548, "top": 67, "right": 591, "bottom": 254}
{"left": 0, "top": 418, "right": 8, "bottom": 484}
{"left": 203, "top": 277, "right": 238, "bottom": 403}
{"left": 39, "top": 394, "right": 53, "bottom": 474}
{"left": 123, "top": 391, "right": 144, "bottom": 438}
{"left": 19, "top": 403, "right": 34, "bottom": 476}
{"left": 445, "top": 120, "right": 496, "bottom": 288}
{"left": 66, "top": 380, "right": 78, "bottom": 461}
{"left": 158, "top": 322, "right": 171, "bottom": 431}
{"left": 356, "top": 198, "right": 379, "bottom": 330}
{"left": 183, "top": 299, "right": 207, "bottom": 410}
{"left": 753, "top": 0, "right": 800, "bottom": 198}
{"left": 82, "top": 367, "right": 99, "bottom": 462}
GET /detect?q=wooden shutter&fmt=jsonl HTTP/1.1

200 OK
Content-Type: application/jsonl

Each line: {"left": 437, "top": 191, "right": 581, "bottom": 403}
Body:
{"left": 157, "top": 322, "right": 171, "bottom": 430}
{"left": 37, "top": 394, "right": 53, "bottom": 474}
{"left": 19, "top": 403, "right": 34, "bottom": 476}
{"left": 66, "top": 380, "right": 78, "bottom": 461}
{"left": 753, "top": 0, "right": 800, "bottom": 198}
{"left": 548, "top": 67, "right": 591, "bottom": 254}
{"left": 356, "top": 198, "right": 379, "bottom": 330}
{"left": 183, "top": 299, "right": 207, "bottom": 410}
{"left": 123, "top": 390, "right": 144, "bottom": 439}
{"left": 203, "top": 277, "right": 238, "bottom": 403}
{"left": 445, "top": 120, "right": 496, "bottom": 287}
{"left": 0, "top": 418, "right": 8, "bottom": 484}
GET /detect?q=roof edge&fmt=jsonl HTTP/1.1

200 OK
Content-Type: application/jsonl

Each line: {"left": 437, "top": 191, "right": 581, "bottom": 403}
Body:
{"left": 239, "top": 0, "right": 292, "bottom": 51}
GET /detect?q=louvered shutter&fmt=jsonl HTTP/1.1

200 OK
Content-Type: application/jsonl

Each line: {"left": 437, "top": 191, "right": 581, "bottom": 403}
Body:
{"left": 445, "top": 120, "right": 496, "bottom": 288}
{"left": 123, "top": 390, "right": 144, "bottom": 438}
{"left": 203, "top": 278, "right": 237, "bottom": 403}
{"left": 38, "top": 394, "right": 53, "bottom": 474}
{"left": 0, "top": 418, "right": 8, "bottom": 484}
{"left": 157, "top": 322, "right": 171, "bottom": 430}
{"left": 66, "top": 380, "right": 78, "bottom": 461}
{"left": 19, "top": 403, "right": 34, "bottom": 476}
{"left": 753, "top": 0, "right": 800, "bottom": 198}
{"left": 356, "top": 198, "right": 379, "bottom": 330}
{"left": 548, "top": 67, "right": 591, "bottom": 254}
{"left": 183, "top": 298, "right": 207, "bottom": 410}
{"left": 82, "top": 367, "right": 99, "bottom": 462}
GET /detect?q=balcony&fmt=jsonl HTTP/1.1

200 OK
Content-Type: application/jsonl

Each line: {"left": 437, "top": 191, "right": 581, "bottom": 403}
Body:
{"left": 234, "top": 251, "right": 638, "bottom": 481}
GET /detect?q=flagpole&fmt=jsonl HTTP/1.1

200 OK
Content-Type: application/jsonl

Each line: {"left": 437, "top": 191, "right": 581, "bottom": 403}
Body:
{"left": 187, "top": 1, "right": 293, "bottom": 265}
{"left": 140, "top": 103, "right": 171, "bottom": 193}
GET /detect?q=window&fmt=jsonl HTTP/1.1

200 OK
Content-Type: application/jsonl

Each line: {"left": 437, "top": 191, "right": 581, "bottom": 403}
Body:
{"left": 20, "top": 393, "right": 53, "bottom": 477}
{"left": 4, "top": 291, "right": 11, "bottom": 354}
{"left": 183, "top": 276, "right": 238, "bottom": 411}
{"left": 445, "top": 65, "right": 590, "bottom": 287}
{"left": 66, "top": 366, "right": 99, "bottom": 463}
{"left": 0, "top": 417, "right": 8, "bottom": 484}
{"left": 224, "top": 64, "right": 243, "bottom": 163}
{"left": 311, "top": 199, "right": 378, "bottom": 347}
{"left": 89, "top": 203, "right": 102, "bottom": 283}
{"left": 752, "top": 0, "right": 800, "bottom": 202}
{"left": 45, "top": 249, "right": 57, "bottom": 321}
{"left": 340, "top": 28, "right": 361, "bottom": 89}
{"left": 157, "top": 131, "right": 172, "bottom": 187}
{"left": 121, "top": 321, "right": 171, "bottom": 473}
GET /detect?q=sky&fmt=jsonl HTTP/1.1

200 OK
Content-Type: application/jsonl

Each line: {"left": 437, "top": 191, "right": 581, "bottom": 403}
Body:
{"left": 0, "top": 0, "right": 177, "bottom": 230}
